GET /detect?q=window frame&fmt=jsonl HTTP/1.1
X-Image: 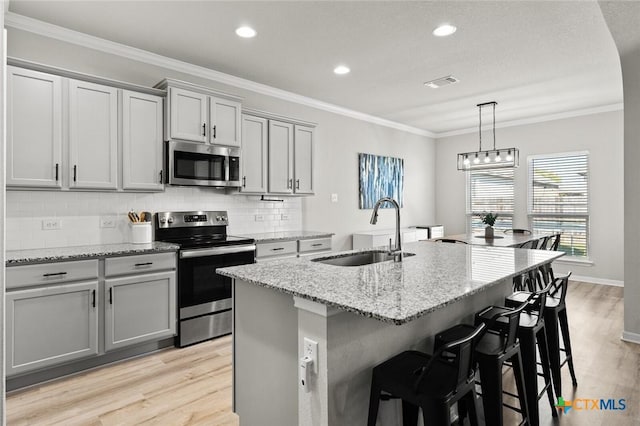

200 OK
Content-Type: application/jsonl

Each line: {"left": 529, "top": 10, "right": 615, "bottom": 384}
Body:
{"left": 527, "top": 150, "right": 590, "bottom": 259}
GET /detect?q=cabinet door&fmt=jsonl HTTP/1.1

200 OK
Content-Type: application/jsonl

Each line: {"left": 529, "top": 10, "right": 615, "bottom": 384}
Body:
{"left": 293, "top": 125, "right": 314, "bottom": 194}
{"left": 240, "top": 114, "right": 268, "bottom": 193}
{"left": 6, "top": 66, "right": 63, "bottom": 188}
{"left": 122, "top": 90, "right": 164, "bottom": 191}
{"left": 169, "top": 87, "right": 207, "bottom": 142}
{"left": 69, "top": 79, "right": 118, "bottom": 189}
{"left": 5, "top": 281, "right": 99, "bottom": 376}
{"left": 104, "top": 271, "right": 176, "bottom": 352}
{"left": 210, "top": 97, "right": 241, "bottom": 147}
{"left": 268, "top": 120, "right": 294, "bottom": 194}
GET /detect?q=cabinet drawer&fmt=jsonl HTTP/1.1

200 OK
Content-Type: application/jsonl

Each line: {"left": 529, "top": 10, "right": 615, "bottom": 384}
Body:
{"left": 105, "top": 252, "right": 176, "bottom": 277}
{"left": 256, "top": 241, "right": 297, "bottom": 258}
{"left": 6, "top": 260, "right": 98, "bottom": 289}
{"left": 298, "top": 238, "right": 332, "bottom": 253}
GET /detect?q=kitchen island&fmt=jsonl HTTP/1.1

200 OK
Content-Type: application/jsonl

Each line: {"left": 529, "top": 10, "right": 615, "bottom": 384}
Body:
{"left": 218, "top": 241, "right": 563, "bottom": 426}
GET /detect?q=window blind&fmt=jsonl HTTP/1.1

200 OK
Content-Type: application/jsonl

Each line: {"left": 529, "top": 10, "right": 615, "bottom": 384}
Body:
{"left": 468, "top": 169, "right": 514, "bottom": 230}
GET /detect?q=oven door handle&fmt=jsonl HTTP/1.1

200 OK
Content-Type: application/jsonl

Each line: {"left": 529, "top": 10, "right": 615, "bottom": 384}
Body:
{"left": 180, "top": 245, "right": 256, "bottom": 259}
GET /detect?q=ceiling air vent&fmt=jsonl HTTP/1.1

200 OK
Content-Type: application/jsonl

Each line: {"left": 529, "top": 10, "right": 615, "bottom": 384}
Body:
{"left": 424, "top": 75, "right": 459, "bottom": 89}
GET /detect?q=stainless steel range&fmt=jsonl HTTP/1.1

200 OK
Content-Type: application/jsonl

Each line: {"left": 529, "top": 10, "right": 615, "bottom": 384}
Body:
{"left": 154, "top": 211, "right": 255, "bottom": 347}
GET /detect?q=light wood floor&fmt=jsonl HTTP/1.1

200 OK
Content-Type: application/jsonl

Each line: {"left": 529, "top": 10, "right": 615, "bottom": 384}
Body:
{"left": 7, "top": 281, "right": 640, "bottom": 425}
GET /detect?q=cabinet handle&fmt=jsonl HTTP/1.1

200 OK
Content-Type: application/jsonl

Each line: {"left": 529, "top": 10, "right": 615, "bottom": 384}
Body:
{"left": 271, "top": 247, "right": 285, "bottom": 251}
{"left": 134, "top": 262, "right": 153, "bottom": 267}
{"left": 55, "top": 163, "right": 59, "bottom": 181}
{"left": 73, "top": 165, "right": 77, "bottom": 182}
{"left": 159, "top": 170, "right": 163, "bottom": 183}
{"left": 109, "top": 287, "right": 113, "bottom": 305}
{"left": 311, "top": 243, "right": 323, "bottom": 247}
{"left": 296, "top": 179, "right": 300, "bottom": 189}
{"left": 202, "top": 123, "right": 206, "bottom": 136}
{"left": 288, "top": 179, "right": 293, "bottom": 189}
{"left": 242, "top": 176, "right": 246, "bottom": 188}
{"left": 92, "top": 290, "right": 96, "bottom": 308}
{"left": 43, "top": 272, "right": 67, "bottom": 277}
{"left": 213, "top": 125, "right": 217, "bottom": 139}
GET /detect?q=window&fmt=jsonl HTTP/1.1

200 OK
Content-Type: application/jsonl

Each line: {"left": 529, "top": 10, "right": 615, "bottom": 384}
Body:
{"left": 528, "top": 152, "right": 589, "bottom": 258}
{"left": 467, "top": 168, "right": 514, "bottom": 231}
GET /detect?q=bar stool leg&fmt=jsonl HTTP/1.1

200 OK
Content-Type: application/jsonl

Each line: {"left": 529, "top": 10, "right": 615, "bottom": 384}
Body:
{"left": 367, "top": 378, "right": 381, "bottom": 426}
{"left": 544, "top": 310, "right": 563, "bottom": 396}
{"left": 511, "top": 351, "right": 531, "bottom": 425}
{"left": 537, "top": 326, "right": 558, "bottom": 417}
{"left": 464, "top": 390, "right": 480, "bottom": 426}
{"left": 518, "top": 330, "right": 540, "bottom": 426}
{"left": 402, "top": 401, "right": 419, "bottom": 426}
{"left": 478, "top": 359, "right": 504, "bottom": 426}
{"left": 558, "top": 309, "right": 578, "bottom": 386}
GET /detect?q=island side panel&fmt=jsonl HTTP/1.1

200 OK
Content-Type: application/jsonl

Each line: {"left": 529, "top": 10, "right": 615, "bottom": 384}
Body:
{"left": 325, "top": 278, "right": 513, "bottom": 425}
{"left": 233, "top": 279, "right": 299, "bottom": 426}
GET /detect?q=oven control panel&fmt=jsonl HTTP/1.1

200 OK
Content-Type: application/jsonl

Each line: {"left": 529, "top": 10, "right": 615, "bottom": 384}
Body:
{"left": 155, "top": 211, "right": 229, "bottom": 228}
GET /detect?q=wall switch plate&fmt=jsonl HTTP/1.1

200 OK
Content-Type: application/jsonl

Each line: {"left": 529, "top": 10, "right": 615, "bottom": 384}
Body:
{"left": 331, "top": 193, "right": 338, "bottom": 203}
{"left": 281, "top": 214, "right": 289, "bottom": 220}
{"left": 255, "top": 214, "right": 264, "bottom": 222}
{"left": 304, "top": 337, "right": 318, "bottom": 374}
{"left": 42, "top": 218, "right": 61, "bottom": 230}
{"left": 100, "top": 216, "right": 117, "bottom": 228}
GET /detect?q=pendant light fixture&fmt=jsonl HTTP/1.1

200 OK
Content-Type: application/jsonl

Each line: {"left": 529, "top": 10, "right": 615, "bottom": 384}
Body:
{"left": 457, "top": 101, "right": 519, "bottom": 171}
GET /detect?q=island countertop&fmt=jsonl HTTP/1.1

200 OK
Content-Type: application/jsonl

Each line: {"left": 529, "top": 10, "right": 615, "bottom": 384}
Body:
{"left": 217, "top": 241, "right": 563, "bottom": 325}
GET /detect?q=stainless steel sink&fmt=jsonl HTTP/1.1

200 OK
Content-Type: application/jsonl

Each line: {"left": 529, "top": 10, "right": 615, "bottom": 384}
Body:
{"left": 311, "top": 250, "right": 415, "bottom": 267}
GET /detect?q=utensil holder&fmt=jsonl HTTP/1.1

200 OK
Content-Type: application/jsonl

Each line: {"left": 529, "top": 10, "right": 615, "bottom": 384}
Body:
{"left": 131, "top": 222, "right": 152, "bottom": 244}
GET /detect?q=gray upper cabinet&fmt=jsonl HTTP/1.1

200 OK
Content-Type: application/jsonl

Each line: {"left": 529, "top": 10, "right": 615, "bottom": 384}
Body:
{"left": 104, "top": 271, "right": 176, "bottom": 352}
{"left": 240, "top": 114, "right": 268, "bottom": 193}
{"left": 268, "top": 120, "right": 295, "bottom": 194}
{"left": 6, "top": 280, "right": 99, "bottom": 376}
{"left": 168, "top": 87, "right": 208, "bottom": 143}
{"left": 68, "top": 79, "right": 119, "bottom": 190}
{"left": 294, "top": 125, "right": 314, "bottom": 194}
{"left": 159, "top": 80, "right": 242, "bottom": 147}
{"left": 6, "top": 66, "right": 63, "bottom": 188}
{"left": 122, "top": 90, "right": 164, "bottom": 191}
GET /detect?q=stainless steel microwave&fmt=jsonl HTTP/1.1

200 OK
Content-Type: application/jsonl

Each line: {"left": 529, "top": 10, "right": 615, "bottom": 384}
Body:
{"left": 166, "top": 140, "right": 241, "bottom": 187}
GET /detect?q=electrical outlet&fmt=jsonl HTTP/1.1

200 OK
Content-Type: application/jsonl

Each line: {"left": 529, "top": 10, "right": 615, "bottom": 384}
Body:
{"left": 281, "top": 214, "right": 289, "bottom": 221}
{"left": 331, "top": 193, "right": 338, "bottom": 203}
{"left": 304, "top": 337, "right": 318, "bottom": 374}
{"left": 42, "top": 218, "right": 61, "bottom": 230}
{"left": 100, "top": 216, "right": 117, "bottom": 228}
{"left": 255, "top": 214, "right": 264, "bottom": 222}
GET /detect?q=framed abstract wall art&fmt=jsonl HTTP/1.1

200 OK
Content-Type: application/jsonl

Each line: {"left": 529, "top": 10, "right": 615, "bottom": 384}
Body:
{"left": 358, "top": 153, "right": 404, "bottom": 209}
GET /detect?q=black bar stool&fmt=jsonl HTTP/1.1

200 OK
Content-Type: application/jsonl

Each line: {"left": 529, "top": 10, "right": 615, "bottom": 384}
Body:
{"left": 506, "top": 271, "right": 577, "bottom": 398}
{"left": 434, "top": 300, "right": 532, "bottom": 426}
{"left": 367, "top": 323, "right": 487, "bottom": 426}
{"left": 476, "top": 282, "right": 558, "bottom": 426}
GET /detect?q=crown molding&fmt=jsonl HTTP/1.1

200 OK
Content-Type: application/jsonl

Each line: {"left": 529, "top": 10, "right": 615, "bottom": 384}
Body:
{"left": 435, "top": 103, "right": 624, "bottom": 138}
{"left": 4, "top": 12, "right": 435, "bottom": 138}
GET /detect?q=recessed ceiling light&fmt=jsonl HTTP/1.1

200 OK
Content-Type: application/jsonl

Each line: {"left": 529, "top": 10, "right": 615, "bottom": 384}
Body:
{"left": 333, "top": 65, "right": 350, "bottom": 75}
{"left": 433, "top": 24, "right": 457, "bottom": 37}
{"left": 235, "top": 26, "right": 257, "bottom": 38}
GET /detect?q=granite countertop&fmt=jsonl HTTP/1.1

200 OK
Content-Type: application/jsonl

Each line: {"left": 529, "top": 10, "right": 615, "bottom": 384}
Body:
{"left": 6, "top": 242, "right": 180, "bottom": 266}
{"left": 218, "top": 241, "right": 564, "bottom": 325}
{"left": 234, "top": 230, "right": 334, "bottom": 243}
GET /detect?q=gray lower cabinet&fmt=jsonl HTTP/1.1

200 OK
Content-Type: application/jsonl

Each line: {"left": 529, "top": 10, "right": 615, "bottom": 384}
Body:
{"left": 5, "top": 280, "right": 99, "bottom": 376}
{"left": 104, "top": 271, "right": 176, "bottom": 352}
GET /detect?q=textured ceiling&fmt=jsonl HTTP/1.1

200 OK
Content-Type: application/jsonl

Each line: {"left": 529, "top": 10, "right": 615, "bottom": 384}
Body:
{"left": 7, "top": 0, "right": 623, "bottom": 134}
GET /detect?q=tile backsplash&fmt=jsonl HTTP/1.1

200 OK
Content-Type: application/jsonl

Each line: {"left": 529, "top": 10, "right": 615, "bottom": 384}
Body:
{"left": 6, "top": 188, "right": 302, "bottom": 250}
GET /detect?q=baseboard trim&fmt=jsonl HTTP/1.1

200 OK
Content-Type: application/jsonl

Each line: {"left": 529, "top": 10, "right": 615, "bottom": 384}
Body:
{"left": 570, "top": 274, "right": 623, "bottom": 287}
{"left": 621, "top": 330, "right": 640, "bottom": 345}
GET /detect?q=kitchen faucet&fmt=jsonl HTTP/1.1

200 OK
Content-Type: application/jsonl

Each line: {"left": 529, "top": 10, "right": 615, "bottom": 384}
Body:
{"left": 369, "top": 197, "right": 403, "bottom": 261}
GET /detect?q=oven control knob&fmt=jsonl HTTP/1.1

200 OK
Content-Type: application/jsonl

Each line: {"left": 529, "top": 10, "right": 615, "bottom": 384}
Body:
{"left": 167, "top": 217, "right": 174, "bottom": 224}
{"left": 159, "top": 217, "right": 167, "bottom": 224}
{"left": 216, "top": 216, "right": 222, "bottom": 221}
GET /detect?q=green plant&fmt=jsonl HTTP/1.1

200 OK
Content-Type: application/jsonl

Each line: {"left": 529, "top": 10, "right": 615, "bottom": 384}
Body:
{"left": 479, "top": 212, "right": 498, "bottom": 227}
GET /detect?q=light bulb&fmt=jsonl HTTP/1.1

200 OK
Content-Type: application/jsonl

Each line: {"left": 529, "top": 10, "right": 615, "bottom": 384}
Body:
{"left": 506, "top": 150, "right": 513, "bottom": 162}
{"left": 463, "top": 154, "right": 470, "bottom": 165}
{"left": 484, "top": 152, "right": 491, "bottom": 163}
{"left": 473, "top": 154, "right": 480, "bottom": 164}
{"left": 495, "top": 151, "right": 501, "bottom": 162}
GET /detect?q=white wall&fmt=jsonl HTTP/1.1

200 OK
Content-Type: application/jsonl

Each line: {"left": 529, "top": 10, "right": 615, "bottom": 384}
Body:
{"left": 435, "top": 111, "right": 624, "bottom": 282}
{"left": 5, "top": 28, "right": 436, "bottom": 252}
{"left": 1, "top": 7, "right": 7, "bottom": 422}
